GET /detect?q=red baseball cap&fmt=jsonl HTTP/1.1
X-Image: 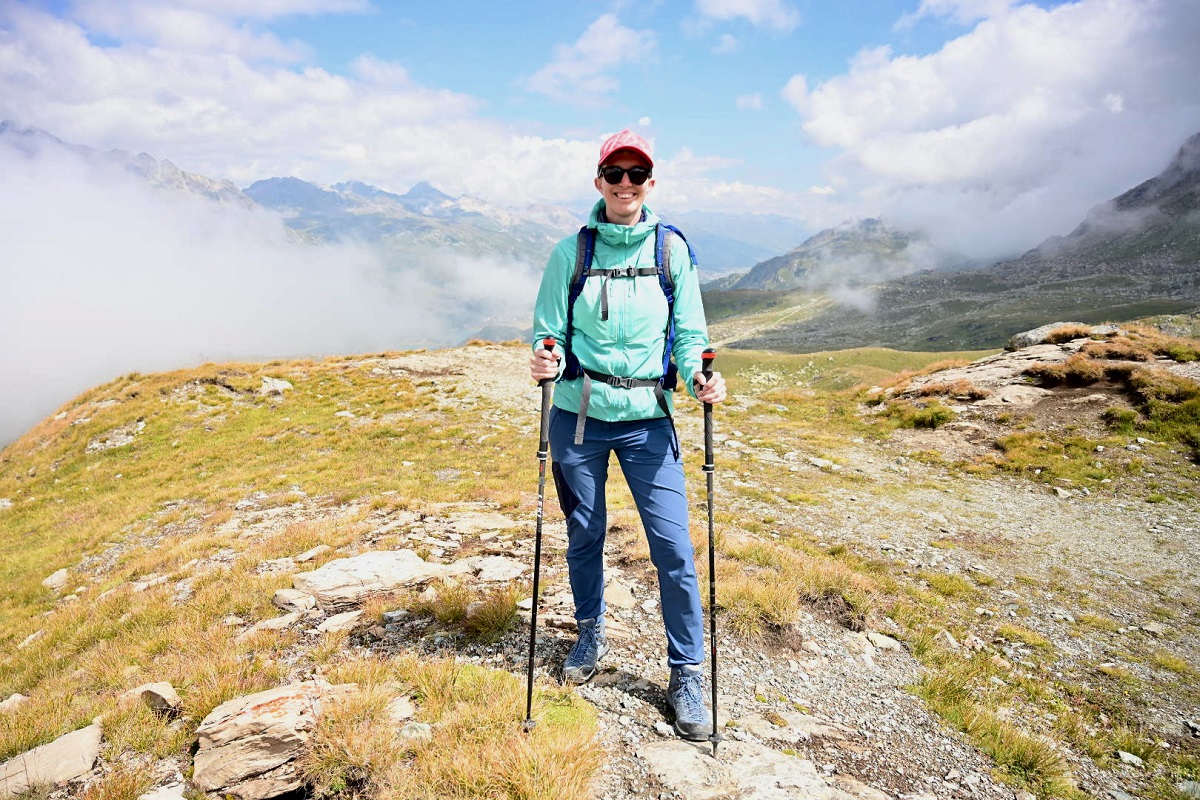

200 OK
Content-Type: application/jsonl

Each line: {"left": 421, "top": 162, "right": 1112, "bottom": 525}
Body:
{"left": 598, "top": 129, "right": 653, "bottom": 168}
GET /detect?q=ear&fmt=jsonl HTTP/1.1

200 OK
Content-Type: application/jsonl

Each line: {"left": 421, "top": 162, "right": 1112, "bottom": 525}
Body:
{"left": 594, "top": 176, "right": 604, "bottom": 194}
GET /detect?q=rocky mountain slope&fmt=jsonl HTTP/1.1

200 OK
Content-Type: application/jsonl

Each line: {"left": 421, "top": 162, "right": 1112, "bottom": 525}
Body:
{"left": 716, "top": 133, "right": 1200, "bottom": 353}
{"left": 729, "top": 218, "right": 962, "bottom": 292}
{"left": 1, "top": 327, "right": 1197, "bottom": 800}
{"left": 0, "top": 121, "right": 250, "bottom": 207}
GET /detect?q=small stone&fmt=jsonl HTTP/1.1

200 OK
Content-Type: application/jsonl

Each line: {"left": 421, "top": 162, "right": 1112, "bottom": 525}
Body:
{"left": 865, "top": 631, "right": 901, "bottom": 650}
{"left": 1176, "top": 781, "right": 1200, "bottom": 798}
{"left": 17, "top": 630, "right": 44, "bottom": 650}
{"left": 934, "top": 630, "right": 960, "bottom": 650}
{"left": 654, "top": 721, "right": 674, "bottom": 737}
{"left": 42, "top": 568, "right": 70, "bottom": 593}
{"left": 1116, "top": 749, "right": 1144, "bottom": 768}
{"left": 386, "top": 696, "right": 415, "bottom": 723}
{"left": 398, "top": 721, "right": 433, "bottom": 741}
{"left": 121, "top": 682, "right": 182, "bottom": 715}
{"left": 259, "top": 377, "right": 293, "bottom": 395}
{"left": 0, "top": 693, "right": 29, "bottom": 713}
{"left": 273, "top": 588, "right": 316, "bottom": 612}
{"left": 295, "top": 545, "right": 332, "bottom": 563}
{"left": 317, "top": 610, "right": 364, "bottom": 634}
{"left": 1141, "top": 621, "right": 1167, "bottom": 637}
{"left": 382, "top": 609, "right": 410, "bottom": 623}
{"left": 1053, "top": 487, "right": 1073, "bottom": 499}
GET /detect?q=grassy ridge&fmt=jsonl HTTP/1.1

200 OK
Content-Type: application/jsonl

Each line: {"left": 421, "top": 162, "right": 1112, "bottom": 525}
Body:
{"left": 2, "top": 339, "right": 1198, "bottom": 799}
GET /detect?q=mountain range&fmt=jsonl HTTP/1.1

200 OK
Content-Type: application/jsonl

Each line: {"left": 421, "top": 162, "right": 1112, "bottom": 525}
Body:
{"left": 0, "top": 120, "right": 806, "bottom": 276}
{"left": 712, "top": 132, "right": 1200, "bottom": 352}
{"left": 5, "top": 119, "right": 1198, "bottom": 354}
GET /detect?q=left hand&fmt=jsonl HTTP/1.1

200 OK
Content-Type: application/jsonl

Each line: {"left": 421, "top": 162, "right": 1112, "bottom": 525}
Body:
{"left": 692, "top": 371, "right": 727, "bottom": 404}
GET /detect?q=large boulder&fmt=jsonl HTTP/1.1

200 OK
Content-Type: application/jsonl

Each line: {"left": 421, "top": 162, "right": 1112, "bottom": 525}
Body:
{"left": 192, "top": 681, "right": 349, "bottom": 800}
{"left": 0, "top": 724, "right": 102, "bottom": 798}
{"left": 292, "top": 550, "right": 449, "bottom": 610}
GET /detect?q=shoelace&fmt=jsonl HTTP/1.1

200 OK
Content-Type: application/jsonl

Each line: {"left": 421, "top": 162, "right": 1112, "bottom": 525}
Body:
{"left": 566, "top": 623, "right": 600, "bottom": 667}
{"left": 673, "top": 672, "right": 707, "bottom": 720}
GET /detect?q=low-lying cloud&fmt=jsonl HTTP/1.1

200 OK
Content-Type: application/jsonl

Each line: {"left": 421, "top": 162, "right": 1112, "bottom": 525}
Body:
{"left": 0, "top": 140, "right": 539, "bottom": 446}
{"left": 785, "top": 0, "right": 1200, "bottom": 259}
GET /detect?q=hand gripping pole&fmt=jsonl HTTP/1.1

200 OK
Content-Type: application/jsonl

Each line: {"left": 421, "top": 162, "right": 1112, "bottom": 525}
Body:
{"left": 523, "top": 337, "right": 556, "bottom": 732}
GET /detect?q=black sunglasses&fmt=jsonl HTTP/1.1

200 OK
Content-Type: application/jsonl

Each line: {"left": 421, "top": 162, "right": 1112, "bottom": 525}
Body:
{"left": 598, "top": 165, "right": 653, "bottom": 185}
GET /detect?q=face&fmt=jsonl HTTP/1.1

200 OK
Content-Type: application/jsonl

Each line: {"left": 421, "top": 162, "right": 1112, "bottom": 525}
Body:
{"left": 594, "top": 151, "right": 654, "bottom": 226}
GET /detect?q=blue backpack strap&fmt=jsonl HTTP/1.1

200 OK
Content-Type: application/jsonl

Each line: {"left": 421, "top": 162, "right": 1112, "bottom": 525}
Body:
{"left": 654, "top": 224, "right": 680, "bottom": 388}
{"left": 562, "top": 226, "right": 594, "bottom": 381}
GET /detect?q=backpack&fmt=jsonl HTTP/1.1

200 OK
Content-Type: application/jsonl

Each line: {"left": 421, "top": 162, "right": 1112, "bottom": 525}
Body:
{"left": 559, "top": 222, "right": 699, "bottom": 449}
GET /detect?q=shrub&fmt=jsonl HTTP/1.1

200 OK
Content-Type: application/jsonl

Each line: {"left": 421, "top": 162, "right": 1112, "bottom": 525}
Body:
{"left": 463, "top": 584, "right": 519, "bottom": 643}
{"left": 886, "top": 400, "right": 955, "bottom": 429}
{"left": 914, "top": 380, "right": 991, "bottom": 401}
{"left": 1080, "top": 340, "right": 1153, "bottom": 361}
{"left": 1044, "top": 324, "right": 1096, "bottom": 344}
{"left": 1026, "top": 354, "right": 1105, "bottom": 387}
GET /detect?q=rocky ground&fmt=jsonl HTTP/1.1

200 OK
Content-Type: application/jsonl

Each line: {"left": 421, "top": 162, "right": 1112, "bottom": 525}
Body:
{"left": 5, "top": 335, "right": 1198, "bottom": 799}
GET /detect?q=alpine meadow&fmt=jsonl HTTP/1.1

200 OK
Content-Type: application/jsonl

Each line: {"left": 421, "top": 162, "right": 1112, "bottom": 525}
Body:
{"left": 2, "top": 2, "right": 1200, "bottom": 800}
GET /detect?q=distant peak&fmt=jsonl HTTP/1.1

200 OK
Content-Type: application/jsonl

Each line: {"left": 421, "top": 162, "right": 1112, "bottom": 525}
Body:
{"left": 404, "top": 181, "right": 454, "bottom": 202}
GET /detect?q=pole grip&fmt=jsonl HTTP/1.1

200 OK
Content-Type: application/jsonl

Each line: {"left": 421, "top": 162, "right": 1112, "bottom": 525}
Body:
{"left": 537, "top": 338, "right": 557, "bottom": 387}
{"left": 700, "top": 348, "right": 716, "bottom": 467}
{"left": 538, "top": 338, "right": 556, "bottom": 454}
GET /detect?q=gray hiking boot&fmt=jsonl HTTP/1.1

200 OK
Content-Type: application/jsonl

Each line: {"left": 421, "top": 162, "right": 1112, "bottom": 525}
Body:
{"left": 667, "top": 664, "right": 713, "bottom": 741}
{"left": 563, "top": 616, "right": 608, "bottom": 684}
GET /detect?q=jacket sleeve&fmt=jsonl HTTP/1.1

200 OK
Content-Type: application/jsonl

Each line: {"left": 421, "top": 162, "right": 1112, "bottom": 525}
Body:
{"left": 668, "top": 235, "right": 710, "bottom": 399}
{"left": 531, "top": 235, "right": 577, "bottom": 371}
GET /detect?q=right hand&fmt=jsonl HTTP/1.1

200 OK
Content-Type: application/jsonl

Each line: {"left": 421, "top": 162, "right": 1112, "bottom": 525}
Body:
{"left": 530, "top": 347, "right": 560, "bottom": 382}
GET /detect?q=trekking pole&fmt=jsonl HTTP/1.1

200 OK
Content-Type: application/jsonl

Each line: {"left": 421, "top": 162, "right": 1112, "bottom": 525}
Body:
{"left": 700, "top": 347, "right": 722, "bottom": 757}
{"left": 523, "top": 337, "right": 556, "bottom": 733}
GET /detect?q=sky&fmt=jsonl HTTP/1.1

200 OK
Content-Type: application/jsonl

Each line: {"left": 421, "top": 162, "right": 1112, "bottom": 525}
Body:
{"left": 3, "top": 0, "right": 1200, "bottom": 445}
{"left": 4, "top": 0, "right": 1200, "bottom": 254}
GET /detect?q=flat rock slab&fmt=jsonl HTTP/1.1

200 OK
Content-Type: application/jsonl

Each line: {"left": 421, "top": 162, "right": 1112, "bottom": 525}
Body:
{"left": 293, "top": 550, "right": 449, "bottom": 610}
{"left": 444, "top": 512, "right": 518, "bottom": 536}
{"left": 638, "top": 739, "right": 837, "bottom": 800}
{"left": 474, "top": 555, "right": 526, "bottom": 582}
{"left": 0, "top": 723, "right": 102, "bottom": 798}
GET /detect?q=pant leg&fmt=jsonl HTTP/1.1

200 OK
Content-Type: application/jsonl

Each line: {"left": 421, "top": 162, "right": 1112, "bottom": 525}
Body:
{"left": 613, "top": 416, "right": 705, "bottom": 668}
{"left": 549, "top": 408, "right": 612, "bottom": 622}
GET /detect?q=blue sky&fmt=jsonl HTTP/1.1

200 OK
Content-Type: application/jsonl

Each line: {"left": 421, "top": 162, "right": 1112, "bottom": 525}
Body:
{"left": 3, "top": 0, "right": 1200, "bottom": 256}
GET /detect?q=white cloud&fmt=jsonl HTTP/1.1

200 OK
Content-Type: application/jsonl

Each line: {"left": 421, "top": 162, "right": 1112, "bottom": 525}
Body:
{"left": 0, "top": 137, "right": 540, "bottom": 445}
{"left": 785, "top": 0, "right": 1200, "bottom": 257}
{"left": 0, "top": 4, "right": 603, "bottom": 208}
{"left": 780, "top": 74, "right": 809, "bottom": 112}
{"left": 736, "top": 93, "right": 763, "bottom": 111}
{"left": 638, "top": 116, "right": 652, "bottom": 126}
{"left": 522, "top": 14, "right": 657, "bottom": 107}
{"left": 713, "top": 33, "right": 740, "bottom": 53}
{"left": 695, "top": 0, "right": 800, "bottom": 32}
{"left": 896, "top": 0, "right": 1018, "bottom": 28}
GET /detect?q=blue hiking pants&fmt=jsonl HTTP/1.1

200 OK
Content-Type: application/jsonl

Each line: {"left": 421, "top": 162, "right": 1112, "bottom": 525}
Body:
{"left": 549, "top": 408, "right": 704, "bottom": 667}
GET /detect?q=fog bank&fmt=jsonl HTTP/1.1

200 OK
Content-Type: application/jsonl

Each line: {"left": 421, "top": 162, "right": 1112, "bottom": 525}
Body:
{"left": 0, "top": 142, "right": 538, "bottom": 446}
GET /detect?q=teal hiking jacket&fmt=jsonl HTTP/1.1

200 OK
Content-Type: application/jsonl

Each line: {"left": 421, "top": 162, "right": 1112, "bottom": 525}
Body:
{"left": 532, "top": 200, "right": 711, "bottom": 421}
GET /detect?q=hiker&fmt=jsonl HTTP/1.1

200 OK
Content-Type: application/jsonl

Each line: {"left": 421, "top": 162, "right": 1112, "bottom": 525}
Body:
{"left": 529, "top": 129, "right": 727, "bottom": 740}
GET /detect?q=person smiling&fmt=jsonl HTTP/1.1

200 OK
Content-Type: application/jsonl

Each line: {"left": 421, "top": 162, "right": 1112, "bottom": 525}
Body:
{"left": 530, "top": 129, "right": 726, "bottom": 740}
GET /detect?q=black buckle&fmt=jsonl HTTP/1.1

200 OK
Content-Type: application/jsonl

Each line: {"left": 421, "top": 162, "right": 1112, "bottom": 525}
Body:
{"left": 606, "top": 375, "right": 635, "bottom": 388}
